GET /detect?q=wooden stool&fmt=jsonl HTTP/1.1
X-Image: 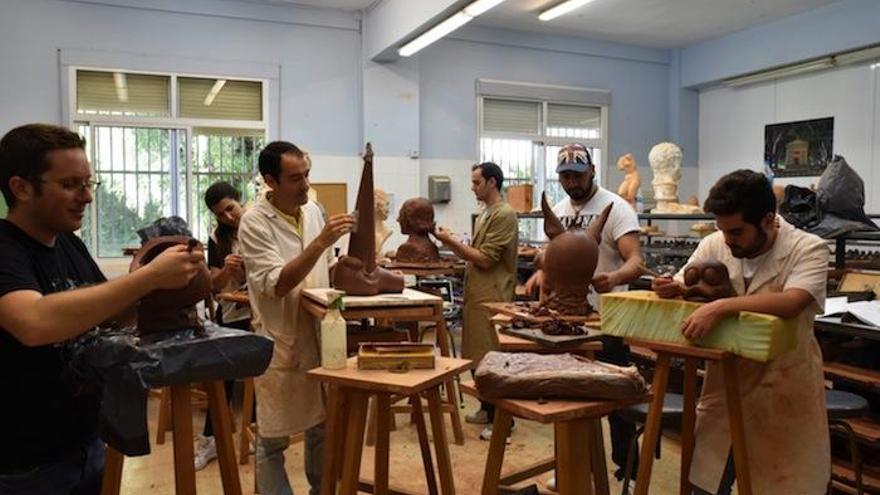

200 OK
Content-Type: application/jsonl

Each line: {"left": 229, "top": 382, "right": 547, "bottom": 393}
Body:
{"left": 627, "top": 339, "right": 753, "bottom": 495}
{"left": 238, "top": 377, "right": 256, "bottom": 465}
{"left": 154, "top": 386, "right": 210, "bottom": 445}
{"left": 461, "top": 382, "right": 648, "bottom": 495}
{"left": 101, "top": 380, "right": 242, "bottom": 495}
{"left": 308, "top": 356, "right": 472, "bottom": 495}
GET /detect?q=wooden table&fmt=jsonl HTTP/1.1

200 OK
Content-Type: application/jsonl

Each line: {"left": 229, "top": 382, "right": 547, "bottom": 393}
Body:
{"left": 491, "top": 313, "right": 603, "bottom": 357}
{"left": 626, "top": 338, "right": 753, "bottom": 495}
{"left": 462, "top": 382, "right": 648, "bottom": 495}
{"left": 308, "top": 357, "right": 472, "bottom": 495}
{"left": 301, "top": 287, "right": 465, "bottom": 444}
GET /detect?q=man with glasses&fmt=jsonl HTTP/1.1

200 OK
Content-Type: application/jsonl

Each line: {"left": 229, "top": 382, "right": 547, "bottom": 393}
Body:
{"left": 0, "top": 123, "right": 206, "bottom": 494}
{"left": 525, "top": 143, "right": 645, "bottom": 491}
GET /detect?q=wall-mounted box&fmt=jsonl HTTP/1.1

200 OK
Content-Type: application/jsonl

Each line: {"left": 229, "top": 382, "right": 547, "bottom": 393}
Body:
{"left": 428, "top": 175, "right": 451, "bottom": 203}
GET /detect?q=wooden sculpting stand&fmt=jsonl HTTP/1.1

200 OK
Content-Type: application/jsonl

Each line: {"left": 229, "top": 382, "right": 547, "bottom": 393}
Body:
{"left": 626, "top": 339, "right": 753, "bottom": 495}
{"left": 217, "top": 291, "right": 257, "bottom": 466}
{"left": 301, "top": 288, "right": 465, "bottom": 445}
{"left": 101, "top": 381, "right": 241, "bottom": 495}
{"left": 462, "top": 382, "right": 648, "bottom": 495}
{"left": 308, "top": 356, "right": 472, "bottom": 495}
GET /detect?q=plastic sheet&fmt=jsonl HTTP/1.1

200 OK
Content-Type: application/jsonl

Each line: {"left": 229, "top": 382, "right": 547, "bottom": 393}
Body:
{"left": 64, "top": 322, "right": 273, "bottom": 455}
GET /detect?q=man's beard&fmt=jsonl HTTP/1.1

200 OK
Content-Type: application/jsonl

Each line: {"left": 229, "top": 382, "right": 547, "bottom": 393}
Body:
{"left": 730, "top": 227, "right": 768, "bottom": 259}
{"left": 564, "top": 186, "right": 589, "bottom": 202}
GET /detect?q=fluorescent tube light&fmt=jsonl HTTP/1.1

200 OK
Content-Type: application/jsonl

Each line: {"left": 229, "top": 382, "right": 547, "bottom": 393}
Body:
{"left": 204, "top": 79, "right": 227, "bottom": 106}
{"left": 539, "top": 0, "right": 598, "bottom": 22}
{"left": 724, "top": 58, "right": 834, "bottom": 87}
{"left": 113, "top": 72, "right": 128, "bottom": 103}
{"left": 398, "top": 0, "right": 508, "bottom": 57}
{"left": 871, "top": 62, "right": 880, "bottom": 70}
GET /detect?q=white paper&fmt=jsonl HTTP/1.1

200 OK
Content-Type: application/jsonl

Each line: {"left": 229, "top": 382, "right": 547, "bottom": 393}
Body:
{"left": 845, "top": 301, "right": 880, "bottom": 328}
{"left": 822, "top": 296, "right": 849, "bottom": 317}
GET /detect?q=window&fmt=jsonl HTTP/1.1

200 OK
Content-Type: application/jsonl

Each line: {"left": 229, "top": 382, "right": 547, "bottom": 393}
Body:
{"left": 71, "top": 68, "right": 266, "bottom": 257}
{"left": 478, "top": 91, "right": 607, "bottom": 242}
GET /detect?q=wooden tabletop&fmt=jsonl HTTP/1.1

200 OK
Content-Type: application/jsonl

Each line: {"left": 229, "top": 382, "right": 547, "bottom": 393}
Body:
{"left": 307, "top": 356, "right": 472, "bottom": 395}
{"left": 495, "top": 325, "right": 603, "bottom": 353}
{"left": 217, "top": 291, "right": 249, "bottom": 305}
{"left": 460, "top": 382, "right": 649, "bottom": 424}
{"left": 302, "top": 287, "right": 442, "bottom": 308}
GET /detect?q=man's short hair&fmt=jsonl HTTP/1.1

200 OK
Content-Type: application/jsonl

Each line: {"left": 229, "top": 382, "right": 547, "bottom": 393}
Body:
{"left": 472, "top": 162, "right": 504, "bottom": 191}
{"left": 204, "top": 181, "right": 241, "bottom": 209}
{"left": 0, "top": 124, "right": 86, "bottom": 208}
{"left": 704, "top": 169, "right": 776, "bottom": 226}
{"left": 258, "top": 141, "right": 305, "bottom": 181}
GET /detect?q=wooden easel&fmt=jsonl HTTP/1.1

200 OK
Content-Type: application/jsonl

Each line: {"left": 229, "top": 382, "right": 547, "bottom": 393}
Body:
{"left": 101, "top": 381, "right": 242, "bottom": 495}
{"left": 627, "top": 339, "right": 753, "bottom": 495}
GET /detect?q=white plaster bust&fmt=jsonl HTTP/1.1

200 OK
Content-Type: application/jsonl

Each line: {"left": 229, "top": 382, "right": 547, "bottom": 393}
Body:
{"left": 649, "top": 142, "right": 701, "bottom": 214}
{"left": 374, "top": 188, "right": 393, "bottom": 260}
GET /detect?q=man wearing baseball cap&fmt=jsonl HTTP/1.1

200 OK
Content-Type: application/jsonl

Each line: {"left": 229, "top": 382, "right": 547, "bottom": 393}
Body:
{"left": 526, "top": 143, "right": 644, "bottom": 491}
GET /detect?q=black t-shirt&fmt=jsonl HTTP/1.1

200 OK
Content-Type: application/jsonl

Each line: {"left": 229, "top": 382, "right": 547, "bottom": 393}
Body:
{"left": 0, "top": 220, "right": 106, "bottom": 472}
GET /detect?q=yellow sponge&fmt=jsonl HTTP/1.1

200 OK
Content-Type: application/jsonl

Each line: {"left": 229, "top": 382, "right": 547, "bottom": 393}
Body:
{"left": 600, "top": 291, "right": 798, "bottom": 362}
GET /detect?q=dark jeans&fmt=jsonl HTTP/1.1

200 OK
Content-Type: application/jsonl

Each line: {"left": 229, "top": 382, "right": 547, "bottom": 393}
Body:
{"left": 597, "top": 336, "right": 638, "bottom": 481}
{"left": 691, "top": 453, "right": 735, "bottom": 495}
{"left": 0, "top": 437, "right": 104, "bottom": 495}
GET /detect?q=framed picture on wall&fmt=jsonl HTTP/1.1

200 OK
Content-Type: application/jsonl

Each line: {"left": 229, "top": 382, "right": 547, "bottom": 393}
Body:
{"left": 764, "top": 117, "right": 833, "bottom": 177}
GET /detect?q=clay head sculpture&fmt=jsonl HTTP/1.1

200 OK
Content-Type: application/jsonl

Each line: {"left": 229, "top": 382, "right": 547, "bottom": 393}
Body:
{"left": 539, "top": 192, "right": 612, "bottom": 315}
{"left": 395, "top": 197, "right": 440, "bottom": 263}
{"left": 130, "top": 236, "right": 213, "bottom": 335}
{"left": 331, "top": 143, "right": 405, "bottom": 296}
{"left": 682, "top": 260, "right": 735, "bottom": 302}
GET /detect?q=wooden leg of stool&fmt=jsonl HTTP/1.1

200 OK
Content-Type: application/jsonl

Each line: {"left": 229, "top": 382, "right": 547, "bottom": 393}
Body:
{"left": 366, "top": 396, "right": 378, "bottom": 447}
{"left": 481, "top": 408, "right": 513, "bottom": 495}
{"left": 410, "top": 394, "right": 439, "bottom": 495}
{"left": 680, "top": 358, "right": 698, "bottom": 495}
{"left": 170, "top": 385, "right": 197, "bottom": 495}
{"left": 589, "top": 419, "right": 609, "bottom": 495}
{"left": 239, "top": 378, "right": 255, "bottom": 465}
{"left": 434, "top": 314, "right": 464, "bottom": 446}
{"left": 721, "top": 356, "right": 753, "bottom": 495}
{"left": 206, "top": 380, "right": 242, "bottom": 495}
{"left": 375, "top": 393, "right": 392, "bottom": 495}
{"left": 101, "top": 446, "right": 124, "bottom": 495}
{"left": 320, "top": 385, "right": 344, "bottom": 495}
{"left": 339, "top": 389, "right": 369, "bottom": 495}
{"left": 556, "top": 418, "right": 593, "bottom": 495}
{"left": 633, "top": 352, "right": 671, "bottom": 495}
{"left": 156, "top": 387, "right": 172, "bottom": 445}
{"left": 426, "top": 387, "right": 456, "bottom": 495}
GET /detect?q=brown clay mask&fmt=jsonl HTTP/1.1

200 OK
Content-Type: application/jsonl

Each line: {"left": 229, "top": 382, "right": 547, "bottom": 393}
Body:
{"left": 540, "top": 193, "right": 612, "bottom": 315}
{"left": 130, "top": 235, "right": 212, "bottom": 335}
{"left": 682, "top": 260, "right": 735, "bottom": 302}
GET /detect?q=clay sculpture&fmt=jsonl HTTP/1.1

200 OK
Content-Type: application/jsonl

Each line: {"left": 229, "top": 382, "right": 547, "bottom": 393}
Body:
{"left": 682, "top": 260, "right": 735, "bottom": 302}
{"left": 331, "top": 143, "right": 405, "bottom": 296}
{"left": 616, "top": 153, "right": 640, "bottom": 208}
{"left": 374, "top": 189, "right": 393, "bottom": 260}
{"left": 130, "top": 236, "right": 213, "bottom": 335}
{"left": 474, "top": 351, "right": 647, "bottom": 400}
{"left": 395, "top": 197, "right": 441, "bottom": 263}
{"left": 538, "top": 192, "right": 612, "bottom": 316}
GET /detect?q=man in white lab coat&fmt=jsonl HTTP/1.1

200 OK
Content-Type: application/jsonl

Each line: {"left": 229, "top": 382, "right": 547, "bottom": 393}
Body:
{"left": 653, "top": 170, "right": 830, "bottom": 495}
{"left": 239, "top": 141, "right": 355, "bottom": 495}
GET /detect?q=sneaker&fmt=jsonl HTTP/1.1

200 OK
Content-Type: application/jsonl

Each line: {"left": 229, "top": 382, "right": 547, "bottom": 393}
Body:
{"left": 194, "top": 436, "right": 217, "bottom": 471}
{"left": 546, "top": 477, "right": 556, "bottom": 492}
{"left": 465, "top": 409, "right": 489, "bottom": 424}
{"left": 478, "top": 422, "right": 515, "bottom": 444}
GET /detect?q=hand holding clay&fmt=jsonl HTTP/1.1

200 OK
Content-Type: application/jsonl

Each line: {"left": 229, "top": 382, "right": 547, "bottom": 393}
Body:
{"left": 433, "top": 225, "right": 453, "bottom": 243}
{"left": 318, "top": 213, "right": 356, "bottom": 249}
{"left": 651, "top": 276, "right": 683, "bottom": 299}
{"left": 144, "top": 244, "right": 207, "bottom": 291}
{"left": 592, "top": 272, "right": 619, "bottom": 293}
{"left": 524, "top": 269, "right": 545, "bottom": 298}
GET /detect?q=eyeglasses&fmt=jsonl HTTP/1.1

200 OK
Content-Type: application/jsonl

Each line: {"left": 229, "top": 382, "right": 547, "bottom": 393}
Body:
{"left": 37, "top": 178, "right": 102, "bottom": 193}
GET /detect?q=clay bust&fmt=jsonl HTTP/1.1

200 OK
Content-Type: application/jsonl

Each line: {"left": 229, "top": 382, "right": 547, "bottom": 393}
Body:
{"left": 539, "top": 192, "right": 612, "bottom": 315}
{"left": 395, "top": 197, "right": 441, "bottom": 263}
{"left": 649, "top": 142, "right": 701, "bottom": 214}
{"left": 682, "top": 260, "right": 735, "bottom": 302}
{"left": 616, "top": 153, "right": 640, "bottom": 208}
{"left": 374, "top": 189, "right": 393, "bottom": 260}
{"left": 331, "top": 143, "right": 405, "bottom": 296}
{"left": 130, "top": 236, "right": 212, "bottom": 335}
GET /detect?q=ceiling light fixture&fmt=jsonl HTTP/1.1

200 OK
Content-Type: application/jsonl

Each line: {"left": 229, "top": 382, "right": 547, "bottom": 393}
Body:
{"left": 538, "top": 0, "right": 598, "bottom": 22}
{"left": 113, "top": 72, "right": 128, "bottom": 103}
{"left": 723, "top": 58, "right": 834, "bottom": 87}
{"left": 398, "top": 0, "right": 507, "bottom": 57}
{"left": 204, "top": 79, "right": 227, "bottom": 106}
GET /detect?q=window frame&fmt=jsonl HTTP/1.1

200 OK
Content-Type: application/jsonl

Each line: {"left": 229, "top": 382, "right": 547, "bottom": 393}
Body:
{"left": 67, "top": 66, "right": 270, "bottom": 258}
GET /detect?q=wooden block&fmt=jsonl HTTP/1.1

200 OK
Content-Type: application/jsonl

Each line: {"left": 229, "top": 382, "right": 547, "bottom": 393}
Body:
{"left": 357, "top": 342, "right": 436, "bottom": 370}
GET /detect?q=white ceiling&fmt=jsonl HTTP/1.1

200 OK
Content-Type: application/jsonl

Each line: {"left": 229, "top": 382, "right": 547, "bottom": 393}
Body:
{"left": 472, "top": 0, "right": 841, "bottom": 48}
{"left": 240, "top": 0, "right": 376, "bottom": 11}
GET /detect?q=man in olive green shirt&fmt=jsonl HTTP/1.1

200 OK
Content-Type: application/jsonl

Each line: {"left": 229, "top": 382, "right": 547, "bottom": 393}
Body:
{"left": 434, "top": 162, "right": 518, "bottom": 440}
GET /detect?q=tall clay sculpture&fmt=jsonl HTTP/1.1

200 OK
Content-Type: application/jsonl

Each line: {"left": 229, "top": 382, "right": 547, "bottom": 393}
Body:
{"left": 331, "top": 143, "right": 405, "bottom": 296}
{"left": 682, "top": 260, "right": 735, "bottom": 302}
{"left": 130, "top": 236, "right": 213, "bottom": 335}
{"left": 538, "top": 192, "right": 612, "bottom": 315}
{"left": 395, "top": 197, "right": 441, "bottom": 263}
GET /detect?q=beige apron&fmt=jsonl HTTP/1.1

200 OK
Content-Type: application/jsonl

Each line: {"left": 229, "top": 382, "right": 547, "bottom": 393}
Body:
{"left": 239, "top": 194, "right": 332, "bottom": 438}
{"left": 461, "top": 201, "right": 518, "bottom": 363}
{"left": 679, "top": 218, "right": 830, "bottom": 494}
